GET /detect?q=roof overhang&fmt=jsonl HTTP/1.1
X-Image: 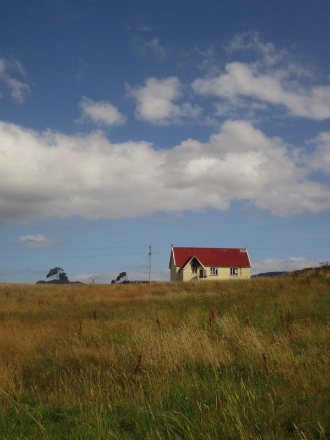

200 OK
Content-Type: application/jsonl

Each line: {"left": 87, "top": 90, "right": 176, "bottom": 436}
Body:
{"left": 169, "top": 246, "right": 176, "bottom": 269}
{"left": 180, "top": 255, "right": 206, "bottom": 271}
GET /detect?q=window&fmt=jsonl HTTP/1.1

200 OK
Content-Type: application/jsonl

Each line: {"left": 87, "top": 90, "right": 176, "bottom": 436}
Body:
{"left": 230, "top": 267, "right": 238, "bottom": 276}
{"left": 191, "top": 257, "right": 199, "bottom": 273}
{"left": 210, "top": 267, "right": 218, "bottom": 275}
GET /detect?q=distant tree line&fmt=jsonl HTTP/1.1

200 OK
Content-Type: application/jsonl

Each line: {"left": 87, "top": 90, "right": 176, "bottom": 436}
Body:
{"left": 36, "top": 267, "right": 74, "bottom": 284}
{"left": 251, "top": 271, "right": 288, "bottom": 278}
{"left": 111, "top": 272, "right": 127, "bottom": 284}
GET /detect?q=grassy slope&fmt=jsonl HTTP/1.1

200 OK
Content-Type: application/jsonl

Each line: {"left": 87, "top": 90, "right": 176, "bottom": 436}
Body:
{"left": 0, "top": 277, "right": 329, "bottom": 439}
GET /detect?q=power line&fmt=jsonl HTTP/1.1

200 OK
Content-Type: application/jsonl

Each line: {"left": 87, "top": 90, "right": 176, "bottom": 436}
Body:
{"left": 149, "top": 245, "right": 152, "bottom": 283}
{"left": 0, "top": 251, "right": 148, "bottom": 261}
{"left": 152, "top": 258, "right": 170, "bottom": 279}
{"left": 94, "top": 254, "right": 150, "bottom": 281}
{"left": 0, "top": 244, "right": 168, "bottom": 252}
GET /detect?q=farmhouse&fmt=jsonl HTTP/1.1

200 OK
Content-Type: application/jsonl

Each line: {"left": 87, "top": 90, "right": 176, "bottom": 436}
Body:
{"left": 169, "top": 246, "right": 251, "bottom": 282}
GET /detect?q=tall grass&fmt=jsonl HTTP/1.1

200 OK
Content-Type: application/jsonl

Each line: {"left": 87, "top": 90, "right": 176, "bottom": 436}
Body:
{"left": 0, "top": 278, "right": 329, "bottom": 439}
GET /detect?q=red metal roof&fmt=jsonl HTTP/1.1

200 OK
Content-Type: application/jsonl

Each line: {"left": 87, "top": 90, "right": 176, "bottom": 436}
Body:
{"left": 172, "top": 247, "right": 251, "bottom": 268}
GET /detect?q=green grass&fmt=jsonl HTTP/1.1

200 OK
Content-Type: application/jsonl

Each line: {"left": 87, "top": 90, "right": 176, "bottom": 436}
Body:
{"left": 0, "top": 278, "right": 329, "bottom": 439}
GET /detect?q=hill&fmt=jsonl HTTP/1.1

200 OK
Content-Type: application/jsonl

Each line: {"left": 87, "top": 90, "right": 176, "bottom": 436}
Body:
{"left": 288, "top": 263, "right": 330, "bottom": 280}
{"left": 252, "top": 264, "right": 330, "bottom": 280}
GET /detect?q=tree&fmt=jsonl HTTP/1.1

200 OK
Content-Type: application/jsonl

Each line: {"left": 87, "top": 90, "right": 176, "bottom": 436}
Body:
{"left": 111, "top": 271, "right": 127, "bottom": 284}
{"left": 46, "top": 267, "right": 69, "bottom": 283}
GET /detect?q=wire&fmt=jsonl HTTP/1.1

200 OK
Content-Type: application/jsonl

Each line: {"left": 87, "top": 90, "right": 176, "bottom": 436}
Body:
{"left": 94, "top": 255, "right": 149, "bottom": 280}
{"left": 0, "top": 244, "right": 170, "bottom": 252}
{"left": 152, "top": 259, "right": 170, "bottom": 279}
{"left": 0, "top": 252, "right": 147, "bottom": 261}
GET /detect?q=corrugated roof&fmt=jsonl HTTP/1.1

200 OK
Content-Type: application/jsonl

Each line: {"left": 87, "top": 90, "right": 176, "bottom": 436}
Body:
{"left": 172, "top": 247, "right": 251, "bottom": 268}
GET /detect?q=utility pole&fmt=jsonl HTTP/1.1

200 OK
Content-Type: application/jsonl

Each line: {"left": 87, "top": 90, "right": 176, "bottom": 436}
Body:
{"left": 149, "top": 245, "right": 152, "bottom": 284}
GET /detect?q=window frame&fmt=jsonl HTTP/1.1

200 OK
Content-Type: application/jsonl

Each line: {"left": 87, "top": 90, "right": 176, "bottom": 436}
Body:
{"left": 230, "top": 267, "right": 238, "bottom": 276}
{"left": 210, "top": 267, "right": 218, "bottom": 276}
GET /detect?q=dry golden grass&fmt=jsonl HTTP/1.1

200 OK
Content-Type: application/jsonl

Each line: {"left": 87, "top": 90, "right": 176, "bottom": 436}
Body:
{"left": 0, "top": 278, "right": 329, "bottom": 439}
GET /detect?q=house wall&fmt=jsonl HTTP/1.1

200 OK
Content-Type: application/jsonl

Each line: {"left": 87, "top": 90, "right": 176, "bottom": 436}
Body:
{"left": 170, "top": 262, "right": 181, "bottom": 281}
{"left": 182, "top": 267, "right": 199, "bottom": 282}
{"left": 205, "top": 266, "right": 250, "bottom": 280}
{"left": 173, "top": 265, "right": 250, "bottom": 281}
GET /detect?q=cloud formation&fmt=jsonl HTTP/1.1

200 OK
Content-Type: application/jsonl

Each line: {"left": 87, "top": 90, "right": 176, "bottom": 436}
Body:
{"left": 144, "top": 37, "right": 167, "bottom": 62}
{"left": 251, "top": 257, "right": 320, "bottom": 276}
{"left": 133, "top": 36, "right": 167, "bottom": 62}
{"left": 17, "top": 234, "right": 62, "bottom": 248}
{"left": 128, "top": 77, "right": 201, "bottom": 124}
{"left": 73, "top": 267, "right": 169, "bottom": 283}
{"left": 309, "top": 131, "right": 330, "bottom": 174}
{"left": 78, "top": 97, "right": 126, "bottom": 126}
{"left": 0, "top": 56, "right": 30, "bottom": 103}
{"left": 0, "top": 119, "right": 329, "bottom": 227}
{"left": 192, "top": 33, "right": 330, "bottom": 120}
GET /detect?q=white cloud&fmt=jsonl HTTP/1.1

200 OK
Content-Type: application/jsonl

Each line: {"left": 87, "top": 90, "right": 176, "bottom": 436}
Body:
{"left": 17, "top": 234, "right": 62, "bottom": 248}
{"left": 0, "top": 56, "right": 30, "bottom": 103}
{"left": 128, "top": 77, "right": 201, "bottom": 124}
{"left": 225, "top": 31, "right": 292, "bottom": 70}
{"left": 6, "top": 77, "right": 30, "bottom": 103}
{"left": 309, "top": 131, "right": 330, "bottom": 174}
{"left": 146, "top": 37, "right": 166, "bottom": 62}
{"left": 78, "top": 97, "right": 126, "bottom": 126}
{"left": 251, "top": 257, "right": 320, "bottom": 276}
{"left": 135, "top": 37, "right": 167, "bottom": 62}
{"left": 0, "top": 59, "right": 6, "bottom": 75}
{"left": 195, "top": 46, "right": 219, "bottom": 75}
{"left": 0, "top": 119, "right": 329, "bottom": 227}
{"left": 192, "top": 33, "right": 330, "bottom": 120}
{"left": 73, "top": 267, "right": 169, "bottom": 283}
{"left": 71, "top": 273, "right": 99, "bottom": 283}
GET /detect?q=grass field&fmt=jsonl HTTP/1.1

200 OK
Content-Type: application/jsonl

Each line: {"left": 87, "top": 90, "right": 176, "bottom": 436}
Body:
{"left": 0, "top": 275, "right": 329, "bottom": 439}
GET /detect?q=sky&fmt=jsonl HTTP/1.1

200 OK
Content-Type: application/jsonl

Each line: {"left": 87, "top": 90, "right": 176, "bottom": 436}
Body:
{"left": 1, "top": 0, "right": 330, "bottom": 283}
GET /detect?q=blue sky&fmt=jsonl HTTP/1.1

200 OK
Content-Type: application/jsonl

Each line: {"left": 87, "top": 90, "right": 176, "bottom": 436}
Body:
{"left": 1, "top": 0, "right": 330, "bottom": 283}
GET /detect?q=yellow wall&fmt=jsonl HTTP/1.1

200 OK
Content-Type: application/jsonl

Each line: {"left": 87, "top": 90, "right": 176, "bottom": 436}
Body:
{"left": 170, "top": 263, "right": 181, "bottom": 281}
{"left": 170, "top": 261, "right": 250, "bottom": 281}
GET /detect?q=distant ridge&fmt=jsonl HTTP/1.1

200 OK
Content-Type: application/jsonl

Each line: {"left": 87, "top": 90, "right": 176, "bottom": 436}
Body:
{"left": 288, "top": 264, "right": 330, "bottom": 279}
{"left": 251, "top": 271, "right": 287, "bottom": 278}
{"left": 252, "top": 264, "right": 330, "bottom": 279}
